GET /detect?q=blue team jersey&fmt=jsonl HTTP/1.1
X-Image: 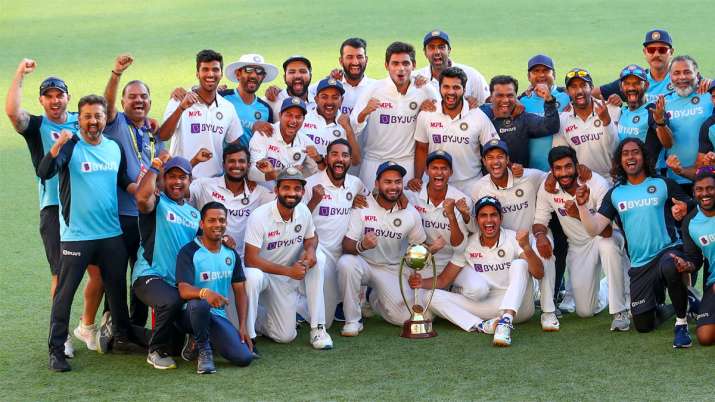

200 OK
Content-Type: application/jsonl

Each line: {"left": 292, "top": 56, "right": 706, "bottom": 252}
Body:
{"left": 600, "top": 71, "right": 672, "bottom": 104}
{"left": 685, "top": 208, "right": 715, "bottom": 286}
{"left": 664, "top": 92, "right": 714, "bottom": 183}
{"left": 617, "top": 103, "right": 666, "bottom": 169}
{"left": 176, "top": 238, "right": 245, "bottom": 318}
{"left": 132, "top": 193, "right": 200, "bottom": 286}
{"left": 221, "top": 89, "right": 272, "bottom": 148}
{"left": 520, "top": 88, "right": 570, "bottom": 171}
{"left": 37, "top": 134, "right": 132, "bottom": 241}
{"left": 19, "top": 113, "right": 79, "bottom": 210}
{"left": 698, "top": 115, "right": 715, "bottom": 154}
{"left": 598, "top": 176, "right": 684, "bottom": 267}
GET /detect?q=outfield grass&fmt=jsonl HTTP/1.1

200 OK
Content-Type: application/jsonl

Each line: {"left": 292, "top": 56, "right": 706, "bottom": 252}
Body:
{"left": 1, "top": 1, "right": 714, "bottom": 400}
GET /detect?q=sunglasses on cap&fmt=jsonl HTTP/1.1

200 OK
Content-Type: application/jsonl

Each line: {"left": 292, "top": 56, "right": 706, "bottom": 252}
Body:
{"left": 566, "top": 69, "right": 590, "bottom": 79}
{"left": 241, "top": 66, "right": 266, "bottom": 75}
{"left": 620, "top": 65, "right": 647, "bottom": 79}
{"left": 645, "top": 46, "right": 670, "bottom": 55}
{"left": 473, "top": 196, "right": 501, "bottom": 215}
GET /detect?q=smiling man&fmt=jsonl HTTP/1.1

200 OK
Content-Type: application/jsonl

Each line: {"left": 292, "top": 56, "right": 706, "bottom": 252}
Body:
{"left": 265, "top": 55, "right": 316, "bottom": 120}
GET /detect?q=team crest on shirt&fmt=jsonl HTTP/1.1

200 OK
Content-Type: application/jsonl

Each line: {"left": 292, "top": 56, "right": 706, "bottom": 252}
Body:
{"left": 295, "top": 224, "right": 302, "bottom": 233}
{"left": 393, "top": 218, "right": 402, "bottom": 227}
{"left": 594, "top": 119, "right": 602, "bottom": 127}
{"left": 332, "top": 129, "right": 341, "bottom": 137}
{"left": 241, "top": 197, "right": 250, "bottom": 205}
{"left": 409, "top": 101, "right": 418, "bottom": 110}
{"left": 497, "top": 249, "right": 505, "bottom": 258}
{"left": 293, "top": 152, "right": 302, "bottom": 161}
{"left": 555, "top": 101, "right": 561, "bottom": 109}
{"left": 692, "top": 96, "right": 700, "bottom": 105}
{"left": 504, "top": 119, "right": 512, "bottom": 127}
{"left": 647, "top": 185, "right": 656, "bottom": 194}
{"left": 442, "top": 210, "right": 448, "bottom": 217}
{"left": 460, "top": 122, "right": 468, "bottom": 131}
{"left": 346, "top": 192, "right": 353, "bottom": 201}
{"left": 667, "top": 83, "right": 674, "bottom": 91}
{"left": 225, "top": 257, "right": 232, "bottom": 266}
{"left": 190, "top": 211, "right": 198, "bottom": 218}
{"left": 216, "top": 111, "right": 223, "bottom": 120}
{"left": 515, "top": 189, "right": 524, "bottom": 197}
{"left": 254, "top": 111, "right": 262, "bottom": 119}
{"left": 632, "top": 115, "right": 640, "bottom": 124}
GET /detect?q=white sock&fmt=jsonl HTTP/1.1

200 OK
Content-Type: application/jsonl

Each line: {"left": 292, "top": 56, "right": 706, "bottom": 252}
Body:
{"left": 81, "top": 322, "right": 96, "bottom": 330}
{"left": 675, "top": 317, "right": 687, "bottom": 326}
{"left": 502, "top": 313, "right": 514, "bottom": 322}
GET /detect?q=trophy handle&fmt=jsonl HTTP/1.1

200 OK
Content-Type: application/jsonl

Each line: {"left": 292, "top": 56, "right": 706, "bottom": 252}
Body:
{"left": 398, "top": 259, "right": 413, "bottom": 315}
{"left": 422, "top": 254, "right": 438, "bottom": 312}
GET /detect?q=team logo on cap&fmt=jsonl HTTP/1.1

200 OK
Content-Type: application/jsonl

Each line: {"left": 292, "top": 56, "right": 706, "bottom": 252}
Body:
{"left": 393, "top": 218, "right": 402, "bottom": 227}
{"left": 286, "top": 167, "right": 300, "bottom": 175}
{"left": 241, "top": 197, "right": 250, "bottom": 205}
{"left": 346, "top": 192, "right": 353, "bottom": 201}
{"left": 216, "top": 112, "right": 223, "bottom": 120}
{"left": 431, "top": 30, "right": 440, "bottom": 36}
{"left": 191, "top": 211, "right": 198, "bottom": 218}
{"left": 328, "top": 78, "right": 337, "bottom": 85}
{"left": 295, "top": 224, "right": 302, "bottom": 233}
{"left": 498, "top": 249, "right": 505, "bottom": 258}
{"left": 292, "top": 97, "right": 301, "bottom": 105}
{"left": 460, "top": 122, "right": 468, "bottom": 131}
{"left": 651, "top": 31, "right": 661, "bottom": 40}
{"left": 254, "top": 111, "right": 262, "bottom": 119}
{"left": 647, "top": 185, "right": 657, "bottom": 194}
{"left": 333, "top": 129, "right": 341, "bottom": 137}
{"left": 409, "top": 101, "right": 418, "bottom": 110}
{"left": 692, "top": 96, "right": 700, "bottom": 105}
{"left": 293, "top": 152, "right": 302, "bottom": 161}
{"left": 515, "top": 189, "right": 524, "bottom": 198}
{"left": 225, "top": 257, "right": 232, "bottom": 266}
{"left": 489, "top": 139, "right": 500, "bottom": 146}
{"left": 594, "top": 119, "right": 602, "bottom": 127}
{"left": 253, "top": 55, "right": 262, "bottom": 62}
{"left": 632, "top": 116, "right": 640, "bottom": 124}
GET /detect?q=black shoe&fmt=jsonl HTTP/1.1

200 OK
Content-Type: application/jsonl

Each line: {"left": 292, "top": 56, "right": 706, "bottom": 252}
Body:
{"left": 112, "top": 337, "right": 146, "bottom": 354}
{"left": 197, "top": 344, "right": 216, "bottom": 374}
{"left": 334, "top": 303, "right": 345, "bottom": 322}
{"left": 49, "top": 352, "right": 71, "bottom": 372}
{"left": 181, "top": 334, "right": 198, "bottom": 361}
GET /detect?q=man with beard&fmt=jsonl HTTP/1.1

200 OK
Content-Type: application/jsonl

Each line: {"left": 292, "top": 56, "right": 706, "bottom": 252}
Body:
{"left": 414, "top": 29, "right": 490, "bottom": 107}
{"left": 38, "top": 95, "right": 142, "bottom": 371}
{"left": 470, "top": 140, "right": 559, "bottom": 331}
{"left": 616, "top": 64, "right": 673, "bottom": 170}
{"left": 132, "top": 156, "right": 200, "bottom": 369}
{"left": 351, "top": 42, "right": 438, "bottom": 190}
{"left": 265, "top": 55, "right": 315, "bottom": 120}
{"left": 577, "top": 138, "right": 695, "bottom": 347}
{"left": 5, "top": 60, "right": 78, "bottom": 357}
{"left": 248, "top": 97, "right": 322, "bottom": 186}
{"left": 301, "top": 78, "right": 361, "bottom": 163}
{"left": 409, "top": 197, "right": 542, "bottom": 347}
{"left": 337, "top": 162, "right": 433, "bottom": 336}
{"left": 159, "top": 49, "right": 241, "bottom": 178}
{"left": 554, "top": 68, "right": 620, "bottom": 180}
{"left": 534, "top": 147, "right": 631, "bottom": 331}
{"left": 221, "top": 54, "right": 278, "bottom": 146}
{"left": 662, "top": 56, "right": 714, "bottom": 190}
{"left": 176, "top": 202, "right": 253, "bottom": 374}
{"left": 243, "top": 168, "right": 333, "bottom": 350}
{"left": 303, "top": 139, "right": 368, "bottom": 326}
{"left": 678, "top": 172, "right": 715, "bottom": 345}
{"left": 480, "top": 75, "right": 560, "bottom": 167}
{"left": 411, "top": 67, "right": 498, "bottom": 194}
{"left": 405, "top": 151, "right": 470, "bottom": 276}
{"left": 518, "top": 55, "right": 571, "bottom": 172}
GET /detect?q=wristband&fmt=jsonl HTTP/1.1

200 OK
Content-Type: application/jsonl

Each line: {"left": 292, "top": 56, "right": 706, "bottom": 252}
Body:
{"left": 356, "top": 240, "right": 364, "bottom": 253}
{"left": 655, "top": 121, "right": 666, "bottom": 127}
{"left": 148, "top": 166, "right": 161, "bottom": 175}
{"left": 199, "top": 288, "right": 208, "bottom": 299}
{"left": 111, "top": 70, "right": 121, "bottom": 76}
{"left": 534, "top": 231, "right": 547, "bottom": 238}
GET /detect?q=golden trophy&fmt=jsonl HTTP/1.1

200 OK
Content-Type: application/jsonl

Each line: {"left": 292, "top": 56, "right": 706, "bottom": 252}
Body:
{"left": 398, "top": 244, "right": 438, "bottom": 338}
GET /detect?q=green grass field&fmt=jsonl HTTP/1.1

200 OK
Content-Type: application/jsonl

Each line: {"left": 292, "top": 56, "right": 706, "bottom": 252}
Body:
{"left": 1, "top": 1, "right": 714, "bottom": 400}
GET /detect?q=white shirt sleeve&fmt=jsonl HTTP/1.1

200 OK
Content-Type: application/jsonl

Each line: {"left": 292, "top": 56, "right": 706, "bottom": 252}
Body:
{"left": 344, "top": 208, "right": 364, "bottom": 241}
{"left": 406, "top": 209, "right": 428, "bottom": 244}
{"left": 225, "top": 107, "right": 242, "bottom": 143}
{"left": 248, "top": 134, "right": 269, "bottom": 182}
{"left": 188, "top": 178, "right": 205, "bottom": 209}
{"left": 350, "top": 83, "right": 375, "bottom": 134}
{"left": 303, "top": 208, "right": 316, "bottom": 239}
{"left": 244, "top": 212, "right": 264, "bottom": 248}
{"left": 414, "top": 113, "right": 429, "bottom": 144}
{"left": 588, "top": 173, "right": 611, "bottom": 211}
{"left": 534, "top": 182, "right": 554, "bottom": 227}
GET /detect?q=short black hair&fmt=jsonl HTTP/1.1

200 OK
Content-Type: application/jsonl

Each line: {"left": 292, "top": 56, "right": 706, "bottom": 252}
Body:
{"left": 439, "top": 67, "right": 467, "bottom": 87}
{"left": 200, "top": 201, "right": 227, "bottom": 219}
{"left": 385, "top": 41, "right": 416, "bottom": 64}
{"left": 340, "top": 38, "right": 367, "bottom": 56}
{"left": 223, "top": 143, "right": 250, "bottom": 164}
{"left": 326, "top": 138, "right": 352, "bottom": 156}
{"left": 78, "top": 94, "right": 107, "bottom": 114}
{"left": 548, "top": 146, "right": 579, "bottom": 168}
{"left": 489, "top": 75, "right": 519, "bottom": 93}
{"left": 121, "top": 80, "right": 150, "bottom": 97}
{"left": 196, "top": 49, "right": 223, "bottom": 71}
{"left": 694, "top": 170, "right": 715, "bottom": 186}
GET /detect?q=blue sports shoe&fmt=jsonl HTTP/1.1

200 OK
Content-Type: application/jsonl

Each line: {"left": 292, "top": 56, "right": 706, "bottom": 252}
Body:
{"left": 673, "top": 324, "right": 692, "bottom": 349}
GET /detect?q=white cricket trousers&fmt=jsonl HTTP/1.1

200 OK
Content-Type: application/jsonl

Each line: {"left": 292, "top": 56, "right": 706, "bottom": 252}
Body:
{"left": 297, "top": 245, "right": 340, "bottom": 328}
{"left": 437, "top": 258, "right": 535, "bottom": 331}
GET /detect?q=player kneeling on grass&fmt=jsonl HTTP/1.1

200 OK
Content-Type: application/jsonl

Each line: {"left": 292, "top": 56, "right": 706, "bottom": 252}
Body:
{"left": 176, "top": 202, "right": 253, "bottom": 374}
{"left": 410, "top": 196, "right": 542, "bottom": 347}
{"left": 243, "top": 168, "right": 333, "bottom": 350}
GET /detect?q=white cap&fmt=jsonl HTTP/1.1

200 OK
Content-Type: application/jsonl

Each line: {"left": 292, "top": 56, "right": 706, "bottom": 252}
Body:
{"left": 224, "top": 54, "right": 279, "bottom": 83}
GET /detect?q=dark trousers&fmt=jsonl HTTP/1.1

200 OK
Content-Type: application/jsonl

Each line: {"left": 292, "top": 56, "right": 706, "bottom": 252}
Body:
{"left": 180, "top": 299, "right": 252, "bottom": 367}
{"left": 549, "top": 212, "right": 568, "bottom": 297}
{"left": 133, "top": 276, "right": 182, "bottom": 353}
{"left": 49, "top": 236, "right": 130, "bottom": 353}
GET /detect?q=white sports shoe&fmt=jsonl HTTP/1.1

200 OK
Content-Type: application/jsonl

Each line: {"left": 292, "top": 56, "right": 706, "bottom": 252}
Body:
{"left": 611, "top": 311, "right": 631, "bottom": 332}
{"left": 64, "top": 336, "right": 75, "bottom": 358}
{"left": 492, "top": 318, "right": 513, "bottom": 347}
{"left": 541, "top": 312, "right": 560, "bottom": 332}
{"left": 73, "top": 322, "right": 98, "bottom": 351}
{"left": 310, "top": 325, "right": 333, "bottom": 349}
{"left": 341, "top": 321, "right": 364, "bottom": 337}
{"left": 475, "top": 318, "right": 499, "bottom": 334}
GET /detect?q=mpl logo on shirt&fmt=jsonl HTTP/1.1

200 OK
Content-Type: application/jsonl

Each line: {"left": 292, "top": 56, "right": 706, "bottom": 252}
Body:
{"left": 617, "top": 197, "right": 659, "bottom": 211}
{"left": 80, "top": 161, "right": 118, "bottom": 173}
{"left": 699, "top": 234, "right": 715, "bottom": 246}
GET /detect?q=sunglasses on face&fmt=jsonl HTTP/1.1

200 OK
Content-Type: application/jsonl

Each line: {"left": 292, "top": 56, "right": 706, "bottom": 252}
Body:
{"left": 566, "top": 70, "right": 590, "bottom": 79}
{"left": 242, "top": 66, "right": 266, "bottom": 75}
{"left": 645, "top": 47, "right": 670, "bottom": 55}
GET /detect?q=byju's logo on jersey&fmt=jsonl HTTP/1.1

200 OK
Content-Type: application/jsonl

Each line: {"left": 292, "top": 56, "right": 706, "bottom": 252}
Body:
{"left": 318, "top": 206, "right": 351, "bottom": 217}
{"left": 699, "top": 234, "right": 715, "bottom": 246}
{"left": 432, "top": 134, "right": 442, "bottom": 144}
{"left": 617, "top": 197, "right": 659, "bottom": 211}
{"left": 379, "top": 114, "right": 417, "bottom": 125}
{"left": 51, "top": 131, "right": 60, "bottom": 140}
{"left": 191, "top": 123, "right": 201, "bottom": 133}
{"left": 80, "top": 161, "right": 118, "bottom": 173}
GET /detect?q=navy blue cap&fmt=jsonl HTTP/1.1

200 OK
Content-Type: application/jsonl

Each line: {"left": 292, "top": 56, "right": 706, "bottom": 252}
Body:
{"left": 426, "top": 150, "right": 452, "bottom": 168}
{"left": 474, "top": 196, "right": 503, "bottom": 217}
{"left": 280, "top": 96, "right": 307, "bottom": 114}
{"left": 528, "top": 54, "right": 554, "bottom": 71}
{"left": 708, "top": 80, "right": 715, "bottom": 94}
{"left": 376, "top": 161, "right": 407, "bottom": 179}
{"left": 316, "top": 77, "right": 345, "bottom": 95}
{"left": 564, "top": 68, "right": 593, "bottom": 86}
{"left": 282, "top": 55, "right": 312, "bottom": 71}
{"left": 643, "top": 29, "right": 672, "bottom": 47}
{"left": 423, "top": 29, "right": 450, "bottom": 47}
{"left": 40, "top": 76, "right": 68, "bottom": 96}
{"left": 164, "top": 156, "right": 192, "bottom": 175}
{"left": 481, "top": 139, "right": 509, "bottom": 156}
{"left": 619, "top": 64, "right": 648, "bottom": 82}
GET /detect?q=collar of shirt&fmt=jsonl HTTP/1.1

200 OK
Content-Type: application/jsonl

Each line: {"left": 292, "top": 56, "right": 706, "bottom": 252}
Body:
{"left": 317, "top": 169, "right": 345, "bottom": 189}
{"left": 214, "top": 176, "right": 253, "bottom": 198}
{"left": 383, "top": 77, "right": 416, "bottom": 97}
{"left": 270, "top": 200, "right": 294, "bottom": 223}
{"left": 306, "top": 109, "right": 340, "bottom": 127}
{"left": 271, "top": 122, "right": 304, "bottom": 146}
{"left": 341, "top": 75, "right": 373, "bottom": 89}
{"left": 477, "top": 229, "right": 507, "bottom": 251}
{"left": 489, "top": 169, "right": 515, "bottom": 190}
{"left": 439, "top": 101, "right": 470, "bottom": 121}
{"left": 417, "top": 185, "right": 460, "bottom": 208}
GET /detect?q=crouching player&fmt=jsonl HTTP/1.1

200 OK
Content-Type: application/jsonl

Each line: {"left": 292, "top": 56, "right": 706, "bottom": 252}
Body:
{"left": 408, "top": 196, "right": 543, "bottom": 347}
{"left": 176, "top": 202, "right": 253, "bottom": 374}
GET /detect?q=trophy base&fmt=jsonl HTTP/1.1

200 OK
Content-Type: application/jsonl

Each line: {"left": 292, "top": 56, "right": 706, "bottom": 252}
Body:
{"left": 400, "top": 319, "right": 438, "bottom": 339}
